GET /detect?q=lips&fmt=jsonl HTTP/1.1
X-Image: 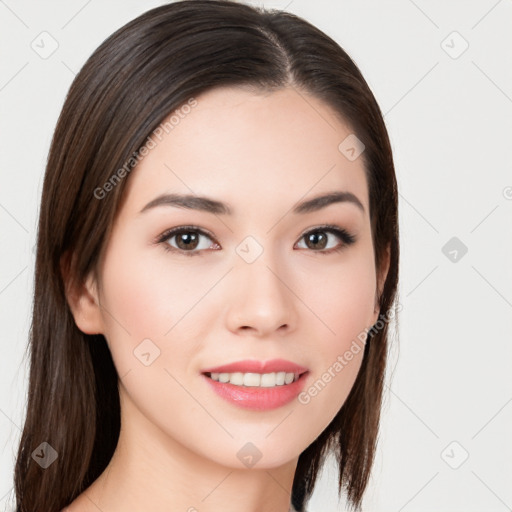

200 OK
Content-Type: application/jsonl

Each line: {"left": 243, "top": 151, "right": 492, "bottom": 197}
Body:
{"left": 201, "top": 358, "right": 310, "bottom": 411}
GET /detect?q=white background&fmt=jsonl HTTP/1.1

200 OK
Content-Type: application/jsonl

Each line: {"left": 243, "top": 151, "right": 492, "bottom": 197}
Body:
{"left": 1, "top": 0, "right": 511, "bottom": 510}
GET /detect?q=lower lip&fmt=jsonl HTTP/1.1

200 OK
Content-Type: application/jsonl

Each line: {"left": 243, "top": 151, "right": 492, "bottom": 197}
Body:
{"left": 202, "top": 373, "right": 309, "bottom": 411}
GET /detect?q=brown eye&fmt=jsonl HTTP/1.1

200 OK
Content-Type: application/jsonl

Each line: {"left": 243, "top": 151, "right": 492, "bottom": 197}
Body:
{"left": 157, "top": 226, "right": 218, "bottom": 256}
{"left": 296, "top": 226, "right": 356, "bottom": 254}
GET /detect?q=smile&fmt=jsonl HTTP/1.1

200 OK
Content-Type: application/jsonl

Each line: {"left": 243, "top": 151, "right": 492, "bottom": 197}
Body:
{"left": 205, "top": 371, "right": 300, "bottom": 387}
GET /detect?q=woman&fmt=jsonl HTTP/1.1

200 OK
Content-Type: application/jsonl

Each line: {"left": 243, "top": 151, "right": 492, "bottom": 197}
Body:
{"left": 13, "top": 1, "right": 399, "bottom": 511}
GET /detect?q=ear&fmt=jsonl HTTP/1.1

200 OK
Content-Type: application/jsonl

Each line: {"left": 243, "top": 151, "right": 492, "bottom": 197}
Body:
{"left": 371, "top": 243, "right": 391, "bottom": 323}
{"left": 60, "top": 251, "right": 105, "bottom": 335}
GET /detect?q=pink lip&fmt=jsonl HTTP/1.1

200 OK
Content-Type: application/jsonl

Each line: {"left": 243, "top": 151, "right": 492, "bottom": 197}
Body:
{"left": 201, "top": 359, "right": 309, "bottom": 411}
{"left": 201, "top": 358, "right": 309, "bottom": 375}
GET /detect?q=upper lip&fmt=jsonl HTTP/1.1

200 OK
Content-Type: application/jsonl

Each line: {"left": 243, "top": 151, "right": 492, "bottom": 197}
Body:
{"left": 201, "top": 358, "right": 309, "bottom": 375}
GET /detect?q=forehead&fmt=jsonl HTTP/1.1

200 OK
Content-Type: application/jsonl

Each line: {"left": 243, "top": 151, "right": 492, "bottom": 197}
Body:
{"left": 120, "top": 85, "right": 369, "bottom": 219}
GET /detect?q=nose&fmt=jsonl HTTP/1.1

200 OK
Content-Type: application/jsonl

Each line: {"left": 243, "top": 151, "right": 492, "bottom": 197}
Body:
{"left": 224, "top": 251, "right": 298, "bottom": 337}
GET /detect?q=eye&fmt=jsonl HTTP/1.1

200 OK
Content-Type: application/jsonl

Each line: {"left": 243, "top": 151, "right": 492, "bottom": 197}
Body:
{"left": 157, "top": 226, "right": 219, "bottom": 257}
{"left": 295, "top": 225, "right": 356, "bottom": 254}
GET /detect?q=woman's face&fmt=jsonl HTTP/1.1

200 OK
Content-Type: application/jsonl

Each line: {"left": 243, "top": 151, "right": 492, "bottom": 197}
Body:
{"left": 86, "top": 85, "right": 386, "bottom": 469}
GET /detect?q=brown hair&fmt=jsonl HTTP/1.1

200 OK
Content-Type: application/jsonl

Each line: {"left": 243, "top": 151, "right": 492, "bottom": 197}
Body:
{"left": 13, "top": 1, "right": 399, "bottom": 510}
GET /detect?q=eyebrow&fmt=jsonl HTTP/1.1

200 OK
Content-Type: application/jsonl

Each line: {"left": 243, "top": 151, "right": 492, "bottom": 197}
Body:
{"left": 139, "top": 190, "right": 365, "bottom": 216}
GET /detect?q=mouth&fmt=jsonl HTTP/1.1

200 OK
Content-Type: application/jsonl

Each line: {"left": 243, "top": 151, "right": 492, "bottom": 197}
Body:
{"left": 200, "top": 359, "right": 310, "bottom": 411}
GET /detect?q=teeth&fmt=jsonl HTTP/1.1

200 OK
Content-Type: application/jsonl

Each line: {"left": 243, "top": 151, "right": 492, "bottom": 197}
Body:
{"left": 244, "top": 373, "right": 260, "bottom": 386}
{"left": 275, "top": 372, "right": 285, "bottom": 385}
{"left": 209, "top": 371, "right": 300, "bottom": 387}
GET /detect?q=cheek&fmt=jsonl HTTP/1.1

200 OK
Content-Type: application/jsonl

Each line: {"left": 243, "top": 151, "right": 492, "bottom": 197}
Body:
{"left": 301, "top": 245, "right": 377, "bottom": 343}
{"left": 294, "top": 249, "right": 376, "bottom": 431}
{"left": 97, "top": 240, "right": 225, "bottom": 379}
{"left": 97, "top": 244, "right": 180, "bottom": 374}
{"left": 100, "top": 244, "right": 204, "bottom": 338}
{"left": 96, "top": 246, "right": 215, "bottom": 449}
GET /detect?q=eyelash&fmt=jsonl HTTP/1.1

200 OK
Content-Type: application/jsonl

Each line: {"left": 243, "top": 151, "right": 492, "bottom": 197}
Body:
{"left": 155, "top": 224, "right": 356, "bottom": 258}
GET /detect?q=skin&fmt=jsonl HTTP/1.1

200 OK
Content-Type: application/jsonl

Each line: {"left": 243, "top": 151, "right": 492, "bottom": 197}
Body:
{"left": 64, "top": 85, "right": 389, "bottom": 512}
